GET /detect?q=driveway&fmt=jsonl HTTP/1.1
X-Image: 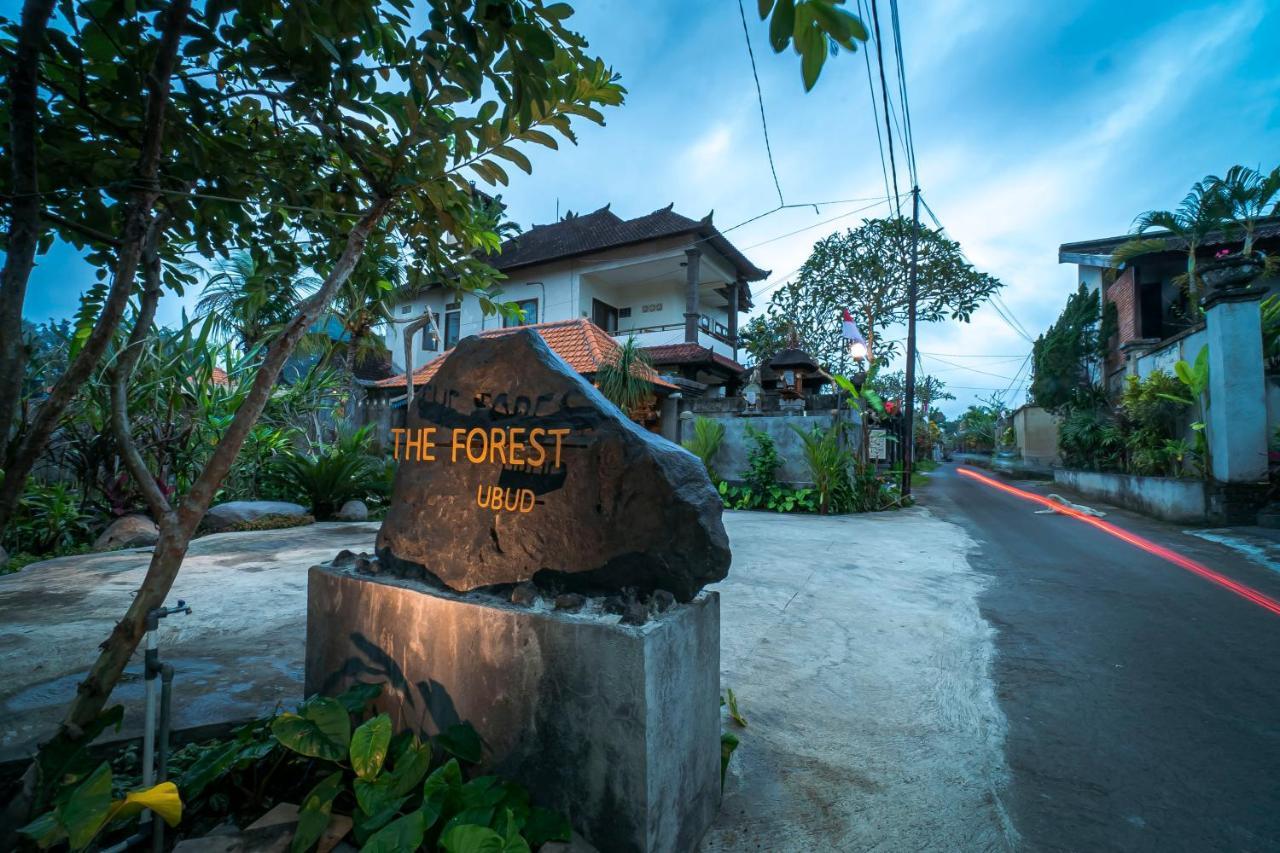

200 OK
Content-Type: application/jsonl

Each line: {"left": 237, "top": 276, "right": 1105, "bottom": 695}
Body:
{"left": 0, "top": 510, "right": 1014, "bottom": 851}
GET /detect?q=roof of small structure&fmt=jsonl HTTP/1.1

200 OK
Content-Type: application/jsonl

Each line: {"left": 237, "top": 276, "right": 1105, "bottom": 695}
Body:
{"left": 374, "top": 318, "right": 675, "bottom": 391}
{"left": 642, "top": 343, "right": 746, "bottom": 375}
{"left": 768, "top": 348, "right": 820, "bottom": 371}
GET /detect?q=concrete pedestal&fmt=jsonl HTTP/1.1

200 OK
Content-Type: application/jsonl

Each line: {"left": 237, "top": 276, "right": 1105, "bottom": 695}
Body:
{"left": 304, "top": 564, "right": 721, "bottom": 853}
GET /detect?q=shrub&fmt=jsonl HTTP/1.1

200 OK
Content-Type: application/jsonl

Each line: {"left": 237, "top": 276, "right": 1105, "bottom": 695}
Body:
{"left": 743, "top": 426, "right": 781, "bottom": 495}
{"left": 682, "top": 417, "right": 725, "bottom": 482}
{"left": 791, "top": 423, "right": 853, "bottom": 515}
{"left": 268, "top": 451, "right": 376, "bottom": 521}
{"left": 2, "top": 481, "right": 97, "bottom": 556}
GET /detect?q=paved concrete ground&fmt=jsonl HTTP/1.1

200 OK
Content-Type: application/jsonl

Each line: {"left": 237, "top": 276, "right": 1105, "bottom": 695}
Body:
{"left": 0, "top": 509, "right": 1015, "bottom": 851}
{"left": 0, "top": 523, "right": 381, "bottom": 762}
{"left": 931, "top": 464, "right": 1280, "bottom": 852}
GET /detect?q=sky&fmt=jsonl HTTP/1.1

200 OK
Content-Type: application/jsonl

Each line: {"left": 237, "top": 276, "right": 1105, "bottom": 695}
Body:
{"left": 18, "top": 0, "right": 1280, "bottom": 417}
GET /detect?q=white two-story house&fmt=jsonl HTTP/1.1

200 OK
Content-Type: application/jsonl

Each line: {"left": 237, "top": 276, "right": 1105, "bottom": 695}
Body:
{"left": 384, "top": 203, "right": 769, "bottom": 395}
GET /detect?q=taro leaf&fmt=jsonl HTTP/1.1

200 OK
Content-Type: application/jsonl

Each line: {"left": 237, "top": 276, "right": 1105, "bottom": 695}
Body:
{"left": 441, "top": 807, "right": 495, "bottom": 837}
{"left": 57, "top": 761, "right": 113, "bottom": 851}
{"left": 387, "top": 737, "right": 432, "bottom": 798}
{"left": 354, "top": 776, "right": 402, "bottom": 819}
{"left": 272, "top": 697, "right": 351, "bottom": 760}
{"left": 422, "top": 758, "right": 464, "bottom": 824}
{"left": 439, "top": 823, "right": 506, "bottom": 853}
{"left": 359, "top": 808, "right": 426, "bottom": 853}
{"left": 350, "top": 713, "right": 392, "bottom": 780}
{"left": 292, "top": 772, "right": 344, "bottom": 853}
{"left": 435, "top": 722, "right": 482, "bottom": 764}
{"left": 522, "top": 807, "right": 571, "bottom": 847}
{"left": 720, "top": 732, "right": 741, "bottom": 789}
{"left": 352, "top": 790, "right": 410, "bottom": 843}
{"left": 460, "top": 776, "right": 506, "bottom": 811}
{"left": 177, "top": 740, "right": 242, "bottom": 800}
{"left": 17, "top": 811, "right": 64, "bottom": 848}
{"left": 335, "top": 682, "right": 383, "bottom": 715}
{"left": 35, "top": 705, "right": 124, "bottom": 810}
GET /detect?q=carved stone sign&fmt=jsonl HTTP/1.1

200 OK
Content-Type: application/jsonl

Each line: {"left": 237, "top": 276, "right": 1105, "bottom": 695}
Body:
{"left": 375, "top": 330, "right": 731, "bottom": 601}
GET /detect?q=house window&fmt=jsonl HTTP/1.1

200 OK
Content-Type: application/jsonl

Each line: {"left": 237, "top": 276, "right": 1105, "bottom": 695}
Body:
{"left": 592, "top": 299, "right": 619, "bottom": 333}
{"left": 444, "top": 309, "right": 461, "bottom": 349}
{"left": 503, "top": 298, "right": 538, "bottom": 327}
{"left": 421, "top": 313, "right": 441, "bottom": 351}
{"left": 400, "top": 304, "right": 412, "bottom": 315}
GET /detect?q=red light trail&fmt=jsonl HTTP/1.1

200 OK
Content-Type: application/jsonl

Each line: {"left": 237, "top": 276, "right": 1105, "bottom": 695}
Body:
{"left": 956, "top": 466, "right": 1280, "bottom": 618}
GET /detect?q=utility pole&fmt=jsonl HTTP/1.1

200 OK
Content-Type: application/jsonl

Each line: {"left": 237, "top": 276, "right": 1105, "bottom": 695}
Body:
{"left": 902, "top": 186, "right": 921, "bottom": 497}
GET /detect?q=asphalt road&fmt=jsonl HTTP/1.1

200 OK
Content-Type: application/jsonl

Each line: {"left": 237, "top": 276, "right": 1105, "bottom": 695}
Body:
{"left": 925, "top": 464, "right": 1280, "bottom": 852}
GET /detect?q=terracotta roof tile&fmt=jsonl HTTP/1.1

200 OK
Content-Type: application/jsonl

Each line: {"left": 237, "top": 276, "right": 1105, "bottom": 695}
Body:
{"left": 643, "top": 343, "right": 746, "bottom": 374}
{"left": 376, "top": 318, "right": 675, "bottom": 391}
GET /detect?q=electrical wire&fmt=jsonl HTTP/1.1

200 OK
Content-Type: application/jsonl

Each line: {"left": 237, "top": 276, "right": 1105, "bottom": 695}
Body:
{"left": 736, "top": 0, "right": 785, "bottom": 206}
{"left": 868, "top": 0, "right": 903, "bottom": 219}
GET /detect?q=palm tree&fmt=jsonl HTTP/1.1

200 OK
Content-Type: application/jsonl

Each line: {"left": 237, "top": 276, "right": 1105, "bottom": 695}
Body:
{"left": 596, "top": 335, "right": 656, "bottom": 421}
{"left": 1111, "top": 178, "right": 1231, "bottom": 308}
{"left": 1209, "top": 164, "right": 1280, "bottom": 256}
{"left": 192, "top": 252, "right": 319, "bottom": 352}
{"left": 322, "top": 248, "right": 406, "bottom": 375}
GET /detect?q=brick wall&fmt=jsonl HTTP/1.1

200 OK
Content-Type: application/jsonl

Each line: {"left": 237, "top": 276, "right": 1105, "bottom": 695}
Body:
{"left": 1106, "top": 267, "right": 1138, "bottom": 343}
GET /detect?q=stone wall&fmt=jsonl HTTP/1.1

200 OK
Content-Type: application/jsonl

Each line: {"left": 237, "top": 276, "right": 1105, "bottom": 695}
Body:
{"left": 698, "top": 410, "right": 860, "bottom": 487}
{"left": 1053, "top": 469, "right": 1207, "bottom": 523}
{"left": 1012, "top": 405, "right": 1060, "bottom": 466}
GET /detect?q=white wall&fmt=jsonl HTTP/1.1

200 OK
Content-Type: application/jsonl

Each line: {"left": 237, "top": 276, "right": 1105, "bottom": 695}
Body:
{"left": 385, "top": 238, "right": 743, "bottom": 371}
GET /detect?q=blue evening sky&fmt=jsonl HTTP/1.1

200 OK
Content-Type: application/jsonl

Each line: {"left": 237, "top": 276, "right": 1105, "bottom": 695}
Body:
{"left": 18, "top": 0, "right": 1280, "bottom": 415}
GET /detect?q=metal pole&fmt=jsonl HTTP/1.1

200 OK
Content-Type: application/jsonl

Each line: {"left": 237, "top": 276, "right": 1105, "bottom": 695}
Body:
{"left": 902, "top": 186, "right": 921, "bottom": 497}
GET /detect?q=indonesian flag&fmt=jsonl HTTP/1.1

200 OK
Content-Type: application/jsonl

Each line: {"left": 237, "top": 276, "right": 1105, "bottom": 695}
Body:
{"left": 842, "top": 308, "right": 866, "bottom": 345}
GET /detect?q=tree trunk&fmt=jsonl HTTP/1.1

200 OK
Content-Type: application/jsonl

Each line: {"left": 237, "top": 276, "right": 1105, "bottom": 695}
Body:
{"left": 2, "top": 199, "right": 389, "bottom": 835}
{"left": 0, "top": 0, "right": 58, "bottom": 457}
{"left": 0, "top": 0, "right": 192, "bottom": 540}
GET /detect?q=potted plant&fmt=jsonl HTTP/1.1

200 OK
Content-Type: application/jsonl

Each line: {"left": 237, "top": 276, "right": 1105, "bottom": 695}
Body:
{"left": 1196, "top": 165, "right": 1280, "bottom": 292}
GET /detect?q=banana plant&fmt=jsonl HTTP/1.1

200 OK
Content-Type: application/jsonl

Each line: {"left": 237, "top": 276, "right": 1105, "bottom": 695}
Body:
{"left": 1157, "top": 345, "right": 1211, "bottom": 477}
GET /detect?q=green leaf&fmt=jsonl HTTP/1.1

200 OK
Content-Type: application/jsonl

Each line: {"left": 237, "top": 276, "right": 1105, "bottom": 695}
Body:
{"left": 720, "top": 732, "right": 740, "bottom": 790}
{"left": 439, "top": 824, "right": 506, "bottom": 853}
{"left": 726, "top": 688, "right": 747, "bottom": 727}
{"left": 801, "top": 38, "right": 824, "bottom": 91}
{"left": 58, "top": 761, "right": 113, "bottom": 850}
{"left": 768, "top": 0, "right": 795, "bottom": 52}
{"left": 18, "top": 811, "right": 64, "bottom": 848}
{"left": 177, "top": 740, "right": 241, "bottom": 800}
{"left": 359, "top": 808, "right": 426, "bottom": 853}
{"left": 350, "top": 714, "right": 392, "bottom": 780}
{"left": 436, "top": 722, "right": 483, "bottom": 764}
{"left": 387, "top": 737, "right": 432, "bottom": 797}
{"left": 460, "top": 776, "right": 507, "bottom": 811}
{"left": 291, "top": 771, "right": 343, "bottom": 853}
{"left": 758, "top": 0, "right": 776, "bottom": 18}
{"left": 272, "top": 697, "right": 351, "bottom": 760}
{"left": 334, "top": 682, "right": 383, "bottom": 715}
{"left": 522, "top": 807, "right": 571, "bottom": 847}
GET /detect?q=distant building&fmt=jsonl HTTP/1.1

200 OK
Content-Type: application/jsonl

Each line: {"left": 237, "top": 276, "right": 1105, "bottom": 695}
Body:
{"left": 1058, "top": 214, "right": 1280, "bottom": 393}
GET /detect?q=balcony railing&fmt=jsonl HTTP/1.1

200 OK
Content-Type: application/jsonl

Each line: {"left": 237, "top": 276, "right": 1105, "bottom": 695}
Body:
{"left": 612, "top": 318, "right": 737, "bottom": 347}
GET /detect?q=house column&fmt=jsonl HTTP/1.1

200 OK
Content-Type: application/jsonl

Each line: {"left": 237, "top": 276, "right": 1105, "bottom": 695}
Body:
{"left": 1203, "top": 287, "right": 1268, "bottom": 482}
{"left": 684, "top": 247, "right": 701, "bottom": 344}
{"left": 727, "top": 278, "right": 741, "bottom": 361}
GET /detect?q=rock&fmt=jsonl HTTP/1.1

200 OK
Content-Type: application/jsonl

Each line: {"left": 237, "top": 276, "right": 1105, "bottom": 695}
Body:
{"left": 554, "top": 592, "right": 585, "bottom": 612}
{"left": 651, "top": 589, "right": 676, "bottom": 613}
{"left": 376, "top": 331, "right": 731, "bottom": 601}
{"left": 93, "top": 515, "right": 159, "bottom": 551}
{"left": 621, "top": 599, "right": 649, "bottom": 626}
{"left": 202, "top": 501, "right": 311, "bottom": 533}
{"left": 335, "top": 499, "right": 369, "bottom": 521}
{"left": 331, "top": 549, "right": 357, "bottom": 567}
{"left": 354, "top": 554, "right": 381, "bottom": 575}
{"left": 510, "top": 582, "right": 539, "bottom": 607}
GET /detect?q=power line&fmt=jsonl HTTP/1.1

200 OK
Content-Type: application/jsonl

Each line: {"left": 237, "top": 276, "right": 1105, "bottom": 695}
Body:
{"left": 856, "top": 0, "right": 893, "bottom": 207}
{"left": 868, "top": 0, "right": 903, "bottom": 219}
{"left": 736, "top": 0, "right": 784, "bottom": 206}
{"left": 888, "top": 0, "right": 918, "bottom": 185}
{"left": 742, "top": 197, "right": 890, "bottom": 251}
